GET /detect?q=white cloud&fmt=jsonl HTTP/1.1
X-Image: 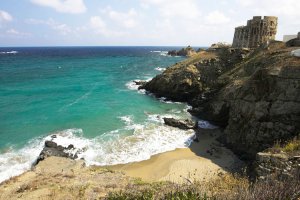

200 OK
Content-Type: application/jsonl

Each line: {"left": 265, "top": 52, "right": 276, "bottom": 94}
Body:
{"left": 141, "top": 0, "right": 201, "bottom": 19}
{"left": 30, "top": 0, "right": 86, "bottom": 14}
{"left": 26, "top": 18, "right": 72, "bottom": 35}
{"left": 90, "top": 16, "right": 106, "bottom": 30}
{"left": 0, "top": 10, "right": 13, "bottom": 24}
{"left": 6, "top": 29, "right": 31, "bottom": 37}
{"left": 237, "top": 0, "right": 300, "bottom": 16}
{"left": 101, "top": 7, "right": 139, "bottom": 28}
{"left": 89, "top": 16, "right": 125, "bottom": 37}
{"left": 205, "top": 10, "right": 230, "bottom": 25}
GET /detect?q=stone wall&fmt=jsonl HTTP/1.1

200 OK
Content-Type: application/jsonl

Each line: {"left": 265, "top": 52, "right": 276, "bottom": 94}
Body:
{"left": 232, "top": 16, "right": 278, "bottom": 48}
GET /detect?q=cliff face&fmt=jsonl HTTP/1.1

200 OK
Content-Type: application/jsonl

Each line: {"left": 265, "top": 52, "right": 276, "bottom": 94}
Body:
{"left": 143, "top": 41, "right": 300, "bottom": 159}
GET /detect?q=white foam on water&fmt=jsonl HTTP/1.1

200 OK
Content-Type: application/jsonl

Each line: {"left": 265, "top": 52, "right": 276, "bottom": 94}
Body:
{"left": 149, "top": 50, "right": 169, "bottom": 56}
{"left": 0, "top": 137, "right": 45, "bottom": 183}
{"left": 0, "top": 51, "right": 18, "bottom": 54}
{"left": 125, "top": 78, "right": 151, "bottom": 93}
{"left": 198, "top": 120, "right": 218, "bottom": 129}
{"left": 160, "top": 51, "right": 169, "bottom": 56}
{"left": 118, "top": 115, "right": 134, "bottom": 126}
{"left": 125, "top": 80, "right": 140, "bottom": 90}
{"left": 158, "top": 97, "right": 182, "bottom": 104}
{"left": 80, "top": 123, "right": 194, "bottom": 166}
{"left": 155, "top": 67, "right": 166, "bottom": 72}
{"left": 0, "top": 116, "right": 196, "bottom": 183}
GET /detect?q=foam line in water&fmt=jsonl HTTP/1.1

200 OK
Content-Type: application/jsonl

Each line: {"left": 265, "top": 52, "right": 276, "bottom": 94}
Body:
{"left": 0, "top": 51, "right": 18, "bottom": 54}
{"left": 0, "top": 114, "right": 195, "bottom": 183}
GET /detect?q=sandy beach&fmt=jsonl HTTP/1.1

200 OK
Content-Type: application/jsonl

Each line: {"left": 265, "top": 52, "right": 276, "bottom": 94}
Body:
{"left": 109, "top": 128, "right": 244, "bottom": 183}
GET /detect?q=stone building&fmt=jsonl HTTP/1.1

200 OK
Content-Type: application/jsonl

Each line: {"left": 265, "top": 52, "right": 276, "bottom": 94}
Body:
{"left": 232, "top": 16, "right": 278, "bottom": 48}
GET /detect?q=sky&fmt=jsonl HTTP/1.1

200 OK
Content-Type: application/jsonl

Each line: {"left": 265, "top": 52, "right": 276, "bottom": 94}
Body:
{"left": 0, "top": 0, "right": 299, "bottom": 46}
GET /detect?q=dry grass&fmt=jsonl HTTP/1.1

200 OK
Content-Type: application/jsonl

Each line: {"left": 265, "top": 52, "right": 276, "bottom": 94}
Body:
{"left": 269, "top": 136, "right": 300, "bottom": 155}
{"left": 106, "top": 171, "right": 300, "bottom": 200}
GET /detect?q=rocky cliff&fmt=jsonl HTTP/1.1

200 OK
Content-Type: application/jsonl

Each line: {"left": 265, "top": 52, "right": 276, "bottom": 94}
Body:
{"left": 142, "top": 41, "right": 300, "bottom": 160}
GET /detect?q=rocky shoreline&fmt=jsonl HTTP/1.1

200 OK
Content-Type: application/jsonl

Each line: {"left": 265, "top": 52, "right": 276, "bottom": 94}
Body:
{"left": 140, "top": 41, "right": 300, "bottom": 178}
{"left": 23, "top": 40, "right": 300, "bottom": 181}
{"left": 0, "top": 39, "right": 299, "bottom": 199}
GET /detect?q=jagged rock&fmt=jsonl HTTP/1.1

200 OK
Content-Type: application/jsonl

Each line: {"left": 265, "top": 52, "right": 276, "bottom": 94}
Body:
{"left": 140, "top": 64, "right": 204, "bottom": 101}
{"left": 36, "top": 140, "right": 78, "bottom": 165}
{"left": 168, "top": 46, "right": 196, "bottom": 57}
{"left": 142, "top": 41, "right": 300, "bottom": 160}
{"left": 194, "top": 41, "right": 300, "bottom": 159}
{"left": 255, "top": 151, "right": 300, "bottom": 180}
{"left": 163, "top": 118, "right": 197, "bottom": 130}
{"left": 133, "top": 80, "right": 147, "bottom": 87}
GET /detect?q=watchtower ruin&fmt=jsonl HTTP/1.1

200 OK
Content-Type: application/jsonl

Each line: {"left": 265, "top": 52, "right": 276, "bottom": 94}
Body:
{"left": 232, "top": 16, "right": 278, "bottom": 48}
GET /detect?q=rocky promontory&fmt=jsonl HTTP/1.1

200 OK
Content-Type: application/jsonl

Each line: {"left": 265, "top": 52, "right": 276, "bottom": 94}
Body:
{"left": 141, "top": 41, "right": 300, "bottom": 161}
{"left": 167, "top": 45, "right": 197, "bottom": 57}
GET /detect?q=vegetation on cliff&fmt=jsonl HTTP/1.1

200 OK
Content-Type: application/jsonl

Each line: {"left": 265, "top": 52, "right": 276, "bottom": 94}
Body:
{"left": 142, "top": 41, "right": 300, "bottom": 161}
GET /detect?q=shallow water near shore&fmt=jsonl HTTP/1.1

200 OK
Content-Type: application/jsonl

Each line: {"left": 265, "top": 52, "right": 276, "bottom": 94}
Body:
{"left": 0, "top": 46, "right": 198, "bottom": 183}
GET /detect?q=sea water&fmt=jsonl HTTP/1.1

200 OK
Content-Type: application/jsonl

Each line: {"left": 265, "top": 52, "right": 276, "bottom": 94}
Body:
{"left": 0, "top": 46, "right": 195, "bottom": 183}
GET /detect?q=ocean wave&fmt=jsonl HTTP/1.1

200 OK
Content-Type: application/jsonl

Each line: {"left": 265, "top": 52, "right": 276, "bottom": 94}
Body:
{"left": 118, "top": 115, "right": 134, "bottom": 126}
{"left": 158, "top": 97, "right": 182, "bottom": 104}
{"left": 0, "top": 100, "right": 193, "bottom": 183}
{"left": 0, "top": 115, "right": 195, "bottom": 183}
{"left": 0, "top": 136, "right": 45, "bottom": 183}
{"left": 150, "top": 50, "right": 169, "bottom": 57}
{"left": 0, "top": 51, "right": 18, "bottom": 54}
{"left": 125, "top": 78, "right": 151, "bottom": 91}
{"left": 198, "top": 120, "right": 218, "bottom": 129}
{"left": 81, "top": 122, "right": 194, "bottom": 166}
{"left": 125, "top": 81, "right": 140, "bottom": 90}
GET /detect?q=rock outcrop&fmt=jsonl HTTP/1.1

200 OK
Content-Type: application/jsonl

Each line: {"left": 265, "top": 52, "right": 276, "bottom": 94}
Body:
{"left": 168, "top": 46, "right": 196, "bottom": 57}
{"left": 255, "top": 151, "right": 300, "bottom": 180}
{"left": 142, "top": 41, "right": 300, "bottom": 160}
{"left": 163, "top": 118, "right": 197, "bottom": 130}
{"left": 36, "top": 138, "right": 78, "bottom": 164}
{"left": 286, "top": 32, "right": 300, "bottom": 47}
{"left": 141, "top": 48, "right": 251, "bottom": 102}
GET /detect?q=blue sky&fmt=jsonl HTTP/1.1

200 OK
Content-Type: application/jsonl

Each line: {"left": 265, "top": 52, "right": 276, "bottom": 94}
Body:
{"left": 0, "top": 0, "right": 299, "bottom": 46}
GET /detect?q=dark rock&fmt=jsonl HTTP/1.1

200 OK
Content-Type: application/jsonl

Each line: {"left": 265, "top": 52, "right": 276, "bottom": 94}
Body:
{"left": 163, "top": 118, "right": 197, "bottom": 130}
{"left": 286, "top": 32, "right": 300, "bottom": 47}
{"left": 167, "top": 46, "right": 196, "bottom": 57}
{"left": 35, "top": 140, "right": 78, "bottom": 165}
{"left": 133, "top": 80, "right": 147, "bottom": 86}
{"left": 45, "top": 140, "right": 58, "bottom": 148}
{"left": 142, "top": 41, "right": 300, "bottom": 160}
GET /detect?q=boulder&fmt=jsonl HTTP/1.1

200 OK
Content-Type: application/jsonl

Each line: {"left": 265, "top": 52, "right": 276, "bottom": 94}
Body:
{"left": 35, "top": 139, "right": 78, "bottom": 165}
{"left": 163, "top": 118, "right": 197, "bottom": 130}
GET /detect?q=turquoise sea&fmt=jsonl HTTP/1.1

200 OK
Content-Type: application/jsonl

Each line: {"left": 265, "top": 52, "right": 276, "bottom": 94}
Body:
{"left": 0, "top": 46, "right": 198, "bottom": 182}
